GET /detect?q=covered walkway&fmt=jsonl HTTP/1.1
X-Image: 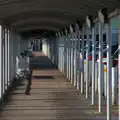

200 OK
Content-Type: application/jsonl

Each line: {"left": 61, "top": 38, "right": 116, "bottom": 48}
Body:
{"left": 0, "top": 52, "right": 114, "bottom": 120}
{"left": 0, "top": 1, "right": 120, "bottom": 120}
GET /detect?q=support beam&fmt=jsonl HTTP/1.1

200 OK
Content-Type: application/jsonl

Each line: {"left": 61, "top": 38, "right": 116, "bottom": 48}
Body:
{"left": 106, "top": 22, "right": 112, "bottom": 120}
{"left": 76, "top": 25, "right": 80, "bottom": 90}
{"left": 74, "top": 32, "right": 77, "bottom": 87}
{"left": 7, "top": 30, "right": 10, "bottom": 86}
{"left": 2, "top": 27, "right": 5, "bottom": 94}
{"left": 65, "top": 33, "right": 67, "bottom": 77}
{"left": 92, "top": 26, "right": 96, "bottom": 105}
{"left": 66, "top": 32, "right": 69, "bottom": 79}
{"left": 64, "top": 30, "right": 68, "bottom": 76}
{"left": 86, "top": 27, "right": 90, "bottom": 99}
{"left": 70, "top": 25, "right": 73, "bottom": 83}
{"left": 98, "top": 22, "right": 103, "bottom": 112}
{"left": 81, "top": 28, "right": 84, "bottom": 94}
{"left": 68, "top": 33, "right": 71, "bottom": 81}
{"left": 71, "top": 33, "right": 74, "bottom": 84}
{"left": 0, "top": 25, "right": 2, "bottom": 99}
{"left": 118, "top": 15, "right": 120, "bottom": 120}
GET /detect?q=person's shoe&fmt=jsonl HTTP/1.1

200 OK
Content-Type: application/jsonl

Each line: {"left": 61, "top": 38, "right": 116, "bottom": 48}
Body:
{"left": 25, "top": 92, "right": 30, "bottom": 95}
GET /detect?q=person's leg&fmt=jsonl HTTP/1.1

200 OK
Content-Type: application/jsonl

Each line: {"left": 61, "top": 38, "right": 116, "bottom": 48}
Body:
{"left": 25, "top": 70, "right": 32, "bottom": 95}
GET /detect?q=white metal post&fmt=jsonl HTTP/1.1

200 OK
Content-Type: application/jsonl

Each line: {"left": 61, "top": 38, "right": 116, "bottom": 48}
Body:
{"left": 7, "top": 30, "right": 10, "bottom": 86}
{"left": 66, "top": 32, "right": 69, "bottom": 79}
{"left": 118, "top": 15, "right": 120, "bottom": 120}
{"left": 81, "top": 28, "right": 84, "bottom": 94}
{"left": 98, "top": 22, "right": 103, "bottom": 112}
{"left": 104, "top": 64, "right": 107, "bottom": 98}
{"left": 5, "top": 28, "right": 8, "bottom": 90}
{"left": 2, "top": 27, "right": 5, "bottom": 94}
{"left": 106, "top": 22, "right": 112, "bottom": 120}
{"left": 68, "top": 34, "right": 71, "bottom": 81}
{"left": 74, "top": 32, "right": 77, "bottom": 87}
{"left": 76, "top": 29, "right": 81, "bottom": 90}
{"left": 112, "top": 67, "right": 117, "bottom": 105}
{"left": 63, "top": 46, "right": 64, "bottom": 74}
{"left": 86, "top": 27, "right": 90, "bottom": 99}
{"left": 95, "top": 62, "right": 98, "bottom": 93}
{"left": 65, "top": 29, "right": 68, "bottom": 78}
{"left": 0, "top": 26, "right": 2, "bottom": 99}
{"left": 64, "top": 35, "right": 66, "bottom": 75}
{"left": 70, "top": 26, "right": 73, "bottom": 82}
{"left": 71, "top": 34, "right": 74, "bottom": 84}
{"left": 63, "top": 35, "right": 66, "bottom": 75}
{"left": 92, "top": 26, "right": 96, "bottom": 105}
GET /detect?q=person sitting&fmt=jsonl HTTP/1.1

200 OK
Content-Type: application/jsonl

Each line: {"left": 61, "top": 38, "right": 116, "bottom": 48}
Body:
{"left": 16, "top": 52, "right": 32, "bottom": 95}
{"left": 16, "top": 53, "right": 29, "bottom": 77}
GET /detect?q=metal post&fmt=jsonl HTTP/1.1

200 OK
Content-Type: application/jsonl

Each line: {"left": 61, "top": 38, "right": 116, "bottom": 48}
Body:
{"left": 5, "top": 28, "right": 8, "bottom": 90}
{"left": 67, "top": 35, "right": 69, "bottom": 78}
{"left": 7, "top": 30, "right": 10, "bottom": 86}
{"left": 74, "top": 32, "right": 78, "bottom": 87}
{"left": 77, "top": 29, "right": 81, "bottom": 90}
{"left": 81, "top": 28, "right": 84, "bottom": 94}
{"left": 71, "top": 33, "right": 74, "bottom": 84}
{"left": 63, "top": 46, "right": 64, "bottom": 74}
{"left": 64, "top": 36, "right": 66, "bottom": 75}
{"left": 86, "top": 27, "right": 90, "bottom": 99}
{"left": 66, "top": 32, "right": 69, "bottom": 79}
{"left": 68, "top": 34, "right": 71, "bottom": 81}
{"left": 98, "top": 22, "right": 103, "bottom": 112}
{"left": 74, "top": 33, "right": 76, "bottom": 86}
{"left": 92, "top": 26, "right": 96, "bottom": 105}
{"left": 118, "top": 15, "right": 120, "bottom": 120}
{"left": 112, "top": 67, "right": 117, "bottom": 105}
{"left": 63, "top": 35, "right": 66, "bottom": 75}
{"left": 95, "top": 62, "right": 98, "bottom": 93}
{"left": 2, "top": 27, "right": 5, "bottom": 94}
{"left": 104, "top": 64, "right": 107, "bottom": 98}
{"left": 69, "top": 26, "right": 73, "bottom": 82}
{"left": 0, "top": 26, "right": 2, "bottom": 98}
{"left": 106, "top": 22, "right": 112, "bottom": 120}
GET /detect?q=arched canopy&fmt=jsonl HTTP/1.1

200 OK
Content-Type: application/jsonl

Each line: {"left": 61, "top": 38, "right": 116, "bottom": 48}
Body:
{"left": 0, "top": 0, "right": 119, "bottom": 33}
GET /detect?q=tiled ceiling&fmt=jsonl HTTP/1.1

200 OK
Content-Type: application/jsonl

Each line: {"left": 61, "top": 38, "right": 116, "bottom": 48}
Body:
{"left": 0, "top": 0, "right": 119, "bottom": 32}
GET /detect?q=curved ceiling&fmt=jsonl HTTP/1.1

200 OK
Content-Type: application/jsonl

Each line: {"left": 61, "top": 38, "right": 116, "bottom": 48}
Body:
{"left": 0, "top": 0, "right": 119, "bottom": 33}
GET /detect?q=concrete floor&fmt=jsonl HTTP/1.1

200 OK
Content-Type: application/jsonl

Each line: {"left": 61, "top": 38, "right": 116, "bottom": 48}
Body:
{"left": 0, "top": 52, "right": 118, "bottom": 120}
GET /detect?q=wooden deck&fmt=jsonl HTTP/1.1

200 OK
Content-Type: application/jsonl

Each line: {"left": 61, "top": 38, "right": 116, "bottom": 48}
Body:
{"left": 0, "top": 52, "right": 118, "bottom": 120}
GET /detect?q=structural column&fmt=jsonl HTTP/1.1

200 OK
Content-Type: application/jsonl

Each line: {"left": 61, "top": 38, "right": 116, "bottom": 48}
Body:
{"left": 71, "top": 29, "right": 74, "bottom": 84}
{"left": 68, "top": 33, "right": 71, "bottom": 81}
{"left": 81, "top": 28, "right": 85, "bottom": 94}
{"left": 2, "top": 27, "right": 5, "bottom": 94}
{"left": 74, "top": 29, "right": 78, "bottom": 87}
{"left": 75, "top": 24, "right": 80, "bottom": 90}
{"left": 0, "top": 25, "right": 2, "bottom": 99}
{"left": 7, "top": 30, "right": 10, "bottom": 86}
{"left": 118, "top": 14, "right": 120, "bottom": 120}
{"left": 69, "top": 25, "right": 73, "bottom": 82}
{"left": 106, "top": 20, "right": 112, "bottom": 120}
{"left": 98, "top": 21, "right": 103, "bottom": 112}
{"left": 92, "top": 25, "right": 96, "bottom": 105}
{"left": 86, "top": 27, "right": 90, "bottom": 99}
